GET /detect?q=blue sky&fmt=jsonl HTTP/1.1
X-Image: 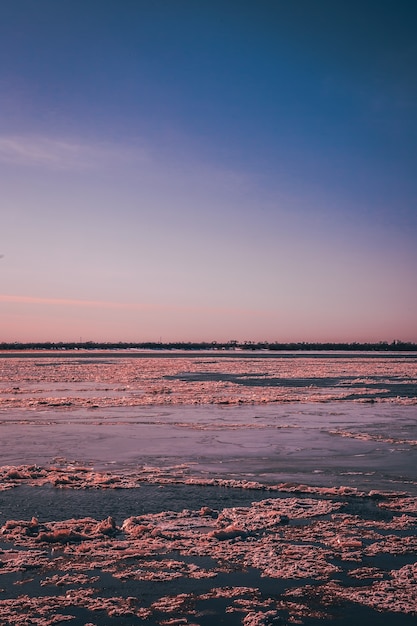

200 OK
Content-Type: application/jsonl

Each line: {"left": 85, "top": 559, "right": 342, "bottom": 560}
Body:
{"left": 1, "top": 1, "right": 416, "bottom": 342}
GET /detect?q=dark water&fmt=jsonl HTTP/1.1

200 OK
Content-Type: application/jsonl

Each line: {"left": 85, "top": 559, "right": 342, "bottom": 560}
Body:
{"left": 0, "top": 483, "right": 284, "bottom": 525}
{"left": 0, "top": 482, "right": 396, "bottom": 527}
{"left": 166, "top": 370, "right": 417, "bottom": 400}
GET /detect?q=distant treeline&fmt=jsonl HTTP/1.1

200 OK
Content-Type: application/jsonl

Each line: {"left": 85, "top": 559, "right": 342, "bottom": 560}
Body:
{"left": 0, "top": 340, "right": 416, "bottom": 351}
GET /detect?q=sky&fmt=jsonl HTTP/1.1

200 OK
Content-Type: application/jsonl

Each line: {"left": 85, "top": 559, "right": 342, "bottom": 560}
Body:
{"left": 1, "top": 0, "right": 416, "bottom": 343}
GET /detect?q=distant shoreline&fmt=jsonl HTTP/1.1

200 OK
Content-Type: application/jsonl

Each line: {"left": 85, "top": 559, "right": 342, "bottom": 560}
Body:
{"left": 0, "top": 340, "right": 416, "bottom": 352}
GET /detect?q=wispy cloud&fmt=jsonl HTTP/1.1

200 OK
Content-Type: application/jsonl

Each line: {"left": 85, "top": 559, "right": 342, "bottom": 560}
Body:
{"left": 0, "top": 294, "right": 146, "bottom": 310}
{"left": 0, "top": 135, "right": 143, "bottom": 170}
{"left": 0, "top": 294, "right": 271, "bottom": 318}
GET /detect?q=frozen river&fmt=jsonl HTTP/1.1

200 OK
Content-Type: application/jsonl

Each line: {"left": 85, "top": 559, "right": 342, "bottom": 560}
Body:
{"left": 0, "top": 351, "right": 416, "bottom": 625}
{"left": 1, "top": 350, "right": 416, "bottom": 492}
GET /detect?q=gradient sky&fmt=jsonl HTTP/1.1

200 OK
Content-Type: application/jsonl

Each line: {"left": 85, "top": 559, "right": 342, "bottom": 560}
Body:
{"left": 1, "top": 0, "right": 416, "bottom": 343}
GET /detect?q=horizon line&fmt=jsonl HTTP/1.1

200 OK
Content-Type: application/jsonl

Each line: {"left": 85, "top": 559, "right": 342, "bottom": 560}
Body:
{"left": 0, "top": 340, "right": 416, "bottom": 349}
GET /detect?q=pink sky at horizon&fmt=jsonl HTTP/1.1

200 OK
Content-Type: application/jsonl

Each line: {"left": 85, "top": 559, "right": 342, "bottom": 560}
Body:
{"left": 1, "top": 290, "right": 415, "bottom": 344}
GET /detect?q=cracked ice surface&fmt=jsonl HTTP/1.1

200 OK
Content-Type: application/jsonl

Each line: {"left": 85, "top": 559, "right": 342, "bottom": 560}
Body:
{"left": 0, "top": 351, "right": 416, "bottom": 624}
